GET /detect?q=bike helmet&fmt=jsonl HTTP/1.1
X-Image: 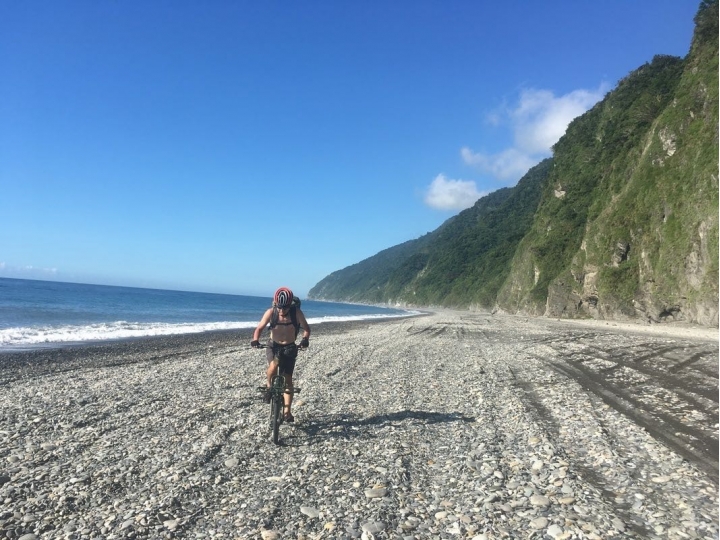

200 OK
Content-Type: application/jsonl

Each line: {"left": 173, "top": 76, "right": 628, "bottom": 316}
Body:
{"left": 273, "top": 287, "right": 294, "bottom": 308}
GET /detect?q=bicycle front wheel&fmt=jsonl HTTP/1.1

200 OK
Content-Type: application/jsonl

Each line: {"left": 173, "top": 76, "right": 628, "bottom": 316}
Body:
{"left": 271, "top": 394, "right": 282, "bottom": 444}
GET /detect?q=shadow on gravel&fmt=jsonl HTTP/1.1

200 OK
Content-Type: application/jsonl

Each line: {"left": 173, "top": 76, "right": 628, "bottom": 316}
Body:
{"left": 284, "top": 409, "right": 475, "bottom": 446}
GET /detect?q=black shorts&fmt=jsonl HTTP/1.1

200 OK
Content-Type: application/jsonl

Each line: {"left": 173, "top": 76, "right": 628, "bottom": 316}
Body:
{"left": 266, "top": 341, "right": 298, "bottom": 375}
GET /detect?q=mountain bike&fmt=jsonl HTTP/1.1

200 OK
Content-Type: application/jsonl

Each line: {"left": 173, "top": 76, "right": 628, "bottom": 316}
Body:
{"left": 254, "top": 344, "right": 302, "bottom": 445}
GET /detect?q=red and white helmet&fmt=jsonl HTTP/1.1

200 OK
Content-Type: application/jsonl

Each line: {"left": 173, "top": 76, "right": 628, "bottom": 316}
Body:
{"left": 273, "top": 287, "right": 294, "bottom": 308}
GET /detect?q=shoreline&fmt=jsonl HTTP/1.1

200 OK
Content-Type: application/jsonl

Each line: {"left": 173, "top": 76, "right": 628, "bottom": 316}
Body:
{"left": 0, "top": 315, "right": 429, "bottom": 384}
{"left": 0, "top": 312, "right": 427, "bottom": 355}
{"left": 1, "top": 307, "right": 715, "bottom": 359}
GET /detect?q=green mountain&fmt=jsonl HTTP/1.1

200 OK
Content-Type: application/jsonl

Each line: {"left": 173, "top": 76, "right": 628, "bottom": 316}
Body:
{"left": 309, "top": 1, "right": 719, "bottom": 326}
{"left": 310, "top": 159, "right": 552, "bottom": 307}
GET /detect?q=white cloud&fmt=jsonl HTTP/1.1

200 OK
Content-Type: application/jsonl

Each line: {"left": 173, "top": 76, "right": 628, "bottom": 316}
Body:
{"left": 423, "top": 84, "right": 608, "bottom": 211}
{"left": 0, "top": 263, "right": 57, "bottom": 278}
{"left": 512, "top": 88, "right": 605, "bottom": 153}
{"left": 424, "top": 174, "right": 487, "bottom": 211}
{"left": 462, "top": 84, "right": 609, "bottom": 183}
{"left": 461, "top": 146, "right": 537, "bottom": 182}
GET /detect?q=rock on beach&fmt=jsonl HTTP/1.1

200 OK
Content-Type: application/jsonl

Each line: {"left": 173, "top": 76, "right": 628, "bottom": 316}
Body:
{"left": 0, "top": 311, "right": 717, "bottom": 539}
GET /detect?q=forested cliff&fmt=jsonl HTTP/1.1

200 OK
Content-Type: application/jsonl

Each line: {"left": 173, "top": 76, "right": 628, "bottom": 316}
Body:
{"left": 310, "top": 1, "right": 718, "bottom": 326}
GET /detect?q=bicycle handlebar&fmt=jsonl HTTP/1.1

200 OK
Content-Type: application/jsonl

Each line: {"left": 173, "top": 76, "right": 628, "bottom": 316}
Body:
{"left": 250, "top": 343, "right": 308, "bottom": 350}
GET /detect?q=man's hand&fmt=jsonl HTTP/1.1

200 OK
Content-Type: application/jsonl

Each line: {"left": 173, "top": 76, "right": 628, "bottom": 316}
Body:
{"left": 250, "top": 340, "right": 260, "bottom": 348}
{"left": 299, "top": 337, "right": 309, "bottom": 349}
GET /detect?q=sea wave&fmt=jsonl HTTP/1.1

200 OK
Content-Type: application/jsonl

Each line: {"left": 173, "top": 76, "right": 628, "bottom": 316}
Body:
{"left": 0, "top": 321, "right": 256, "bottom": 347}
{"left": 0, "top": 312, "right": 421, "bottom": 348}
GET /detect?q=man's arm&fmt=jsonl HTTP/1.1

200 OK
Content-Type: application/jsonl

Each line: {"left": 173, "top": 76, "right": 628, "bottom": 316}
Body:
{"left": 251, "top": 308, "right": 273, "bottom": 344}
{"left": 297, "top": 309, "right": 311, "bottom": 347}
{"left": 297, "top": 309, "right": 310, "bottom": 339}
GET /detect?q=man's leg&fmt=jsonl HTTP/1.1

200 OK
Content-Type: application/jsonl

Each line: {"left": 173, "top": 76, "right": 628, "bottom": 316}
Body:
{"left": 266, "top": 359, "right": 278, "bottom": 388}
{"left": 264, "top": 359, "right": 279, "bottom": 403}
{"left": 280, "top": 352, "right": 297, "bottom": 421}
{"left": 283, "top": 373, "right": 293, "bottom": 416}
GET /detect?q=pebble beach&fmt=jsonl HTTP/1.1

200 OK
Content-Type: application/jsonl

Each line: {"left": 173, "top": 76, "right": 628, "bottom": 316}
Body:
{"left": 0, "top": 311, "right": 717, "bottom": 540}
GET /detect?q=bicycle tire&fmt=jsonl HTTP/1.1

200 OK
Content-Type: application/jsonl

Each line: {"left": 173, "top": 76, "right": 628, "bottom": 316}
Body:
{"left": 271, "top": 392, "right": 282, "bottom": 445}
{"left": 269, "top": 367, "right": 285, "bottom": 445}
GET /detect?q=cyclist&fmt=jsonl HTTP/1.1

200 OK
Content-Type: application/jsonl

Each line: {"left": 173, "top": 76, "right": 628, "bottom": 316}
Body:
{"left": 250, "top": 287, "right": 310, "bottom": 423}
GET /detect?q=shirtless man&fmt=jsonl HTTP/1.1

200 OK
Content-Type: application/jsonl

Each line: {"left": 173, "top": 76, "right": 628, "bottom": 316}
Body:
{"left": 250, "top": 287, "right": 310, "bottom": 422}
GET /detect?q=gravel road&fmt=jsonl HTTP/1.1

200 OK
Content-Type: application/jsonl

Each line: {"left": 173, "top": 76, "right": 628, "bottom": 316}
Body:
{"left": 0, "top": 312, "right": 717, "bottom": 539}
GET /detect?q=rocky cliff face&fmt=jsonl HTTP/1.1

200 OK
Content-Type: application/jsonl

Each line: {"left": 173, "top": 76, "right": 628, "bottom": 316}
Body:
{"left": 498, "top": 2, "right": 718, "bottom": 326}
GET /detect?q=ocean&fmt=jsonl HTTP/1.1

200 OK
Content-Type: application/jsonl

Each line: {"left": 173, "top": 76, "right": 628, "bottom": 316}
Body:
{"left": 0, "top": 278, "right": 418, "bottom": 349}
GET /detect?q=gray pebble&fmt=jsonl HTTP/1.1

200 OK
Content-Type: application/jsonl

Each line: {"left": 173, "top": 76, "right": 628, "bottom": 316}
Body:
{"left": 300, "top": 506, "right": 320, "bottom": 518}
{"left": 530, "top": 494, "right": 550, "bottom": 506}
{"left": 361, "top": 521, "right": 386, "bottom": 534}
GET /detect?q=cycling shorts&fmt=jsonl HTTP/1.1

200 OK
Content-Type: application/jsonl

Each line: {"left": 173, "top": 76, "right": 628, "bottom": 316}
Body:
{"left": 266, "top": 340, "right": 298, "bottom": 375}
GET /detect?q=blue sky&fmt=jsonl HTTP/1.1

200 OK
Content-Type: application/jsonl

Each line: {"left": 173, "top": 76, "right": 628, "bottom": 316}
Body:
{"left": 1, "top": 1, "right": 699, "bottom": 297}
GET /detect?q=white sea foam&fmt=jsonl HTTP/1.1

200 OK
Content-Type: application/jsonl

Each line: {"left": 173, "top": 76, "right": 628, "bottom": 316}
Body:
{"left": 0, "top": 312, "right": 421, "bottom": 348}
{"left": 0, "top": 321, "right": 257, "bottom": 347}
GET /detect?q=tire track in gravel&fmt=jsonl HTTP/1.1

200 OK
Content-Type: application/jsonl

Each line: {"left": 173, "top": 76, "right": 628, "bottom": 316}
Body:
{"left": 548, "top": 358, "right": 719, "bottom": 482}
{"left": 583, "top": 342, "right": 718, "bottom": 400}
{"left": 534, "top": 333, "right": 718, "bottom": 394}
{"left": 508, "top": 365, "right": 655, "bottom": 538}
{"left": 528, "top": 332, "right": 719, "bottom": 482}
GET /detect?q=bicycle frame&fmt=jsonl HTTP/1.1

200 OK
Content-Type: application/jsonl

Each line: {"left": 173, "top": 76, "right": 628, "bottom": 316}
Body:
{"left": 269, "top": 364, "right": 285, "bottom": 444}
{"left": 255, "top": 344, "right": 301, "bottom": 445}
